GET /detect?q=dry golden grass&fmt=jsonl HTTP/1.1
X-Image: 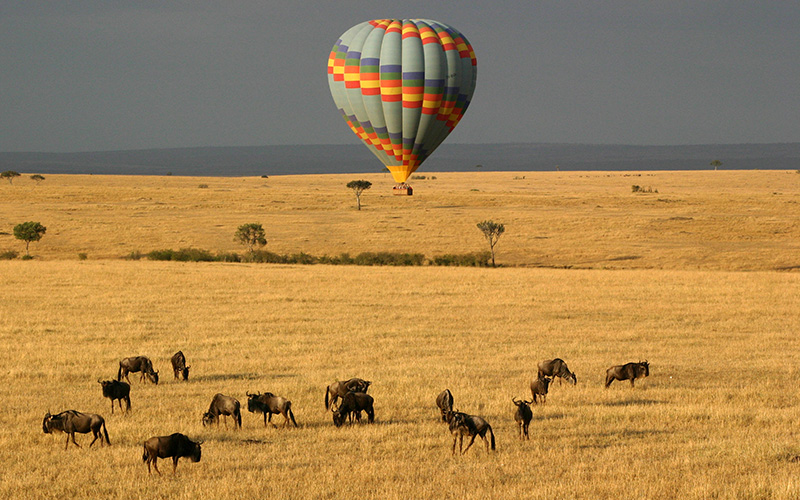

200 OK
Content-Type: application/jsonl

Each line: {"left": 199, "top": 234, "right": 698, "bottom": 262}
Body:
{"left": 1, "top": 170, "right": 798, "bottom": 270}
{"left": 0, "top": 171, "right": 799, "bottom": 499}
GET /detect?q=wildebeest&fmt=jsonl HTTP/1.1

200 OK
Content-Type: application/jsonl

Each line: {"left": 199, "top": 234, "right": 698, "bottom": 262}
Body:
{"left": 246, "top": 391, "right": 298, "bottom": 427}
{"left": 445, "top": 410, "right": 496, "bottom": 455}
{"left": 530, "top": 376, "right": 551, "bottom": 404}
{"left": 98, "top": 378, "right": 131, "bottom": 414}
{"left": 202, "top": 393, "right": 242, "bottom": 429}
{"left": 324, "top": 378, "right": 371, "bottom": 410}
{"left": 170, "top": 350, "right": 190, "bottom": 381}
{"left": 142, "top": 433, "right": 202, "bottom": 475}
{"left": 538, "top": 358, "right": 577, "bottom": 385}
{"left": 436, "top": 389, "right": 454, "bottom": 422}
{"left": 605, "top": 361, "right": 650, "bottom": 388}
{"left": 42, "top": 410, "right": 110, "bottom": 450}
{"left": 332, "top": 392, "right": 374, "bottom": 427}
{"left": 512, "top": 397, "right": 533, "bottom": 440}
{"left": 118, "top": 356, "right": 159, "bottom": 385}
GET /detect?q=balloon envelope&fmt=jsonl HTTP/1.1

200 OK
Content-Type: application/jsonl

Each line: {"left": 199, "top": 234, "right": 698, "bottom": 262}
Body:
{"left": 327, "top": 19, "right": 477, "bottom": 184}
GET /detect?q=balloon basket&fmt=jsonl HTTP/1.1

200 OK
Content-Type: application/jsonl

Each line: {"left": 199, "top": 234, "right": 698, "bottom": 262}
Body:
{"left": 392, "top": 185, "right": 413, "bottom": 196}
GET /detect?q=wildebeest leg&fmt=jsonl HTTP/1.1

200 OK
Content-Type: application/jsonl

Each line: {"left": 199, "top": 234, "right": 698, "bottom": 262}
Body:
{"left": 172, "top": 457, "right": 179, "bottom": 474}
{"left": 630, "top": 378, "right": 636, "bottom": 388}
{"left": 152, "top": 457, "right": 162, "bottom": 475}
{"left": 268, "top": 413, "right": 277, "bottom": 428}
{"left": 89, "top": 430, "right": 100, "bottom": 447}
{"left": 67, "top": 433, "right": 81, "bottom": 450}
{"left": 462, "top": 434, "right": 477, "bottom": 455}
{"left": 452, "top": 434, "right": 460, "bottom": 455}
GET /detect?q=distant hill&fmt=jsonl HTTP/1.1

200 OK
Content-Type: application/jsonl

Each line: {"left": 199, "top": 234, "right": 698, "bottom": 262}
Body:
{"left": 1, "top": 143, "right": 798, "bottom": 176}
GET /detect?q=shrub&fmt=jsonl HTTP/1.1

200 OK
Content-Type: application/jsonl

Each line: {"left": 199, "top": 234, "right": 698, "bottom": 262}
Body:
{"left": 353, "top": 252, "right": 425, "bottom": 266}
{"left": 21, "top": 254, "right": 34, "bottom": 260}
{"left": 125, "top": 250, "right": 144, "bottom": 261}
{"left": 146, "top": 248, "right": 216, "bottom": 262}
{"left": 215, "top": 252, "right": 241, "bottom": 263}
{"left": 78, "top": 253, "right": 88, "bottom": 260}
{"left": 0, "top": 250, "right": 18, "bottom": 260}
{"left": 431, "top": 252, "right": 492, "bottom": 267}
{"left": 632, "top": 185, "right": 658, "bottom": 193}
{"left": 198, "top": 184, "right": 209, "bottom": 189}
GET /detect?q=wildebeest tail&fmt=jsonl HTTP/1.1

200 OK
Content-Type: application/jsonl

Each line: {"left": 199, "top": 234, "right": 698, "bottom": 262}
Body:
{"left": 286, "top": 401, "right": 298, "bottom": 427}
{"left": 117, "top": 364, "right": 123, "bottom": 381}
{"left": 489, "top": 425, "right": 496, "bottom": 450}
{"left": 142, "top": 444, "right": 149, "bottom": 462}
{"left": 324, "top": 388, "right": 330, "bottom": 410}
{"left": 102, "top": 420, "right": 111, "bottom": 445}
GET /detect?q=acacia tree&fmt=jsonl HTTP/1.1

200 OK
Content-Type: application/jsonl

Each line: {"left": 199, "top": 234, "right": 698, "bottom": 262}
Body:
{"left": 710, "top": 160, "right": 723, "bottom": 171}
{"left": 235, "top": 223, "right": 267, "bottom": 253}
{"left": 346, "top": 180, "right": 372, "bottom": 210}
{"left": 30, "top": 174, "right": 45, "bottom": 184}
{"left": 13, "top": 221, "right": 47, "bottom": 256}
{"left": 2, "top": 171, "right": 21, "bottom": 184}
{"left": 476, "top": 220, "right": 505, "bottom": 267}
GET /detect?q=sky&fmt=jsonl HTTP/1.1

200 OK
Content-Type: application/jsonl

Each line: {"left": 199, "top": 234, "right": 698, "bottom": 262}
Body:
{"left": 2, "top": 1, "right": 798, "bottom": 152}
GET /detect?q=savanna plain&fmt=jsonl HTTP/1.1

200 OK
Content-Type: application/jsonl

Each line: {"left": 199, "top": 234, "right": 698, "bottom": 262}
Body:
{"left": 1, "top": 170, "right": 799, "bottom": 499}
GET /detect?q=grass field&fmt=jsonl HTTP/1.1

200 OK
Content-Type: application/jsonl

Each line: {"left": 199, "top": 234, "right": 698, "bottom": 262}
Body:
{"left": 0, "top": 171, "right": 799, "bottom": 499}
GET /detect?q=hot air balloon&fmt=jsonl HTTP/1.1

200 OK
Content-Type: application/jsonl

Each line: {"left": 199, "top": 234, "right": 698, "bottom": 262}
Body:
{"left": 327, "top": 19, "right": 477, "bottom": 195}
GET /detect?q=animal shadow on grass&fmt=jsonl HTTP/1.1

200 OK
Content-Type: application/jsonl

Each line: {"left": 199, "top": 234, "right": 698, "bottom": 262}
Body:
{"left": 578, "top": 429, "right": 669, "bottom": 450}
{"left": 191, "top": 373, "right": 261, "bottom": 382}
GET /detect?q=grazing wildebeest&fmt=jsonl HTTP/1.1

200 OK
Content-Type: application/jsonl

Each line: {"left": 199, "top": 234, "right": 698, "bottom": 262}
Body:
{"left": 42, "top": 410, "right": 110, "bottom": 450}
{"left": 324, "top": 378, "right": 371, "bottom": 410}
{"left": 445, "top": 410, "right": 496, "bottom": 455}
{"left": 118, "top": 356, "right": 159, "bottom": 385}
{"left": 605, "top": 361, "right": 650, "bottom": 388}
{"left": 142, "top": 433, "right": 202, "bottom": 475}
{"left": 436, "top": 389, "right": 454, "bottom": 422}
{"left": 170, "top": 350, "right": 190, "bottom": 381}
{"left": 512, "top": 397, "right": 533, "bottom": 440}
{"left": 530, "top": 376, "right": 551, "bottom": 404}
{"left": 98, "top": 378, "right": 131, "bottom": 414}
{"left": 202, "top": 393, "right": 241, "bottom": 429}
{"left": 246, "top": 392, "right": 298, "bottom": 427}
{"left": 538, "top": 358, "right": 577, "bottom": 385}
{"left": 332, "top": 392, "right": 374, "bottom": 427}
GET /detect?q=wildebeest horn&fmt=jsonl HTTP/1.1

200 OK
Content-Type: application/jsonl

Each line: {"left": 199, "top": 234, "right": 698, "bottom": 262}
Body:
{"left": 512, "top": 396, "right": 518, "bottom": 403}
{"left": 97, "top": 378, "right": 102, "bottom": 383}
{"left": 246, "top": 391, "right": 254, "bottom": 397}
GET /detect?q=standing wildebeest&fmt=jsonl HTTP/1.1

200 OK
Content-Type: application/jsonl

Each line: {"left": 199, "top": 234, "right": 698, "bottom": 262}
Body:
{"left": 512, "top": 397, "right": 533, "bottom": 440}
{"left": 246, "top": 392, "right": 298, "bottom": 427}
{"left": 530, "top": 376, "right": 551, "bottom": 404}
{"left": 332, "top": 392, "right": 374, "bottom": 427}
{"left": 436, "top": 389, "right": 454, "bottom": 422}
{"left": 118, "top": 356, "right": 159, "bottom": 385}
{"left": 170, "top": 350, "right": 190, "bottom": 381}
{"left": 445, "top": 410, "right": 496, "bottom": 455}
{"left": 98, "top": 379, "right": 131, "bottom": 414}
{"left": 42, "top": 410, "right": 110, "bottom": 450}
{"left": 324, "top": 378, "right": 371, "bottom": 410}
{"left": 538, "top": 358, "right": 577, "bottom": 385}
{"left": 142, "top": 433, "right": 202, "bottom": 475}
{"left": 202, "top": 393, "right": 242, "bottom": 429}
{"left": 605, "top": 361, "right": 650, "bottom": 388}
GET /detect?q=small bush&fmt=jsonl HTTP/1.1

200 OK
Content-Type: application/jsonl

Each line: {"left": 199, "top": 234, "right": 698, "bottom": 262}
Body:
{"left": 198, "top": 184, "right": 209, "bottom": 189}
{"left": 353, "top": 252, "right": 425, "bottom": 266}
{"left": 632, "top": 185, "right": 658, "bottom": 193}
{"left": 125, "top": 250, "right": 144, "bottom": 260}
{"left": 146, "top": 248, "right": 216, "bottom": 262}
{"left": 21, "top": 254, "right": 34, "bottom": 260}
{"left": 0, "top": 250, "right": 18, "bottom": 260}
{"left": 78, "top": 253, "right": 88, "bottom": 260}
{"left": 431, "top": 252, "right": 492, "bottom": 267}
{"left": 215, "top": 252, "right": 241, "bottom": 263}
